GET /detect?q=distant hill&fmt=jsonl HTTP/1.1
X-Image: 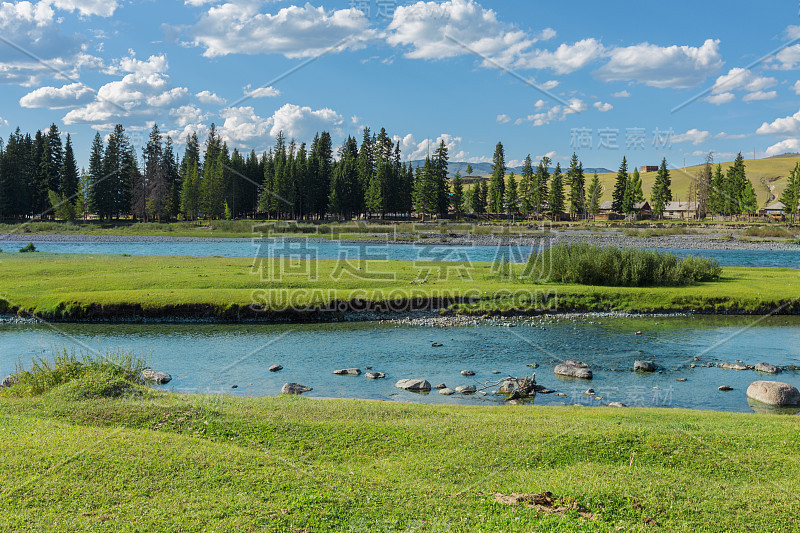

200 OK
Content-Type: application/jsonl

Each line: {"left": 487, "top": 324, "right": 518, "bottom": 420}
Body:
{"left": 767, "top": 152, "right": 800, "bottom": 159}
{"left": 408, "top": 160, "right": 612, "bottom": 179}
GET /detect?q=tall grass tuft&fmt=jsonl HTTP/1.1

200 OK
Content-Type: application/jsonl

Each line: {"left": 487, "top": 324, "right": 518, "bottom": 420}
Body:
{"left": 526, "top": 243, "right": 722, "bottom": 287}
{"left": 5, "top": 348, "right": 149, "bottom": 397}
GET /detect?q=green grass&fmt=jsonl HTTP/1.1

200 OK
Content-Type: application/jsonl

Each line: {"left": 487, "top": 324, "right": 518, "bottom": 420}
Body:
{"left": 742, "top": 226, "right": 796, "bottom": 238}
{"left": 0, "top": 254, "right": 798, "bottom": 317}
{"left": 0, "top": 386, "right": 799, "bottom": 531}
{"left": 528, "top": 243, "right": 722, "bottom": 287}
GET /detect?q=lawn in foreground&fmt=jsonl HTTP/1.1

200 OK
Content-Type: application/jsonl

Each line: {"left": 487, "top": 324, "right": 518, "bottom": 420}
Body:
{"left": 0, "top": 392, "right": 798, "bottom": 532}
{"left": 0, "top": 253, "right": 798, "bottom": 317}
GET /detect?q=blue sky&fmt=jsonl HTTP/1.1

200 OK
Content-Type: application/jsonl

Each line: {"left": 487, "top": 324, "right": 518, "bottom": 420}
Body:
{"left": 1, "top": 0, "right": 799, "bottom": 171}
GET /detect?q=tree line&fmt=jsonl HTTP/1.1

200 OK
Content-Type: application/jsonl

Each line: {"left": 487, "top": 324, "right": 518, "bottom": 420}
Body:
{"left": 0, "top": 123, "right": 773, "bottom": 222}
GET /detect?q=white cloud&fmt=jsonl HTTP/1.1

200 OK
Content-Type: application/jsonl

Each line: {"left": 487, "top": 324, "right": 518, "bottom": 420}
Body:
{"left": 393, "top": 133, "right": 469, "bottom": 161}
{"left": 765, "top": 138, "right": 800, "bottom": 156}
{"left": 496, "top": 114, "right": 511, "bottom": 124}
{"left": 539, "top": 80, "right": 559, "bottom": 90}
{"left": 196, "top": 90, "right": 226, "bottom": 105}
{"left": 49, "top": 0, "right": 119, "bottom": 17}
{"left": 0, "top": 116, "right": 8, "bottom": 127}
{"left": 218, "top": 106, "right": 271, "bottom": 144}
{"left": 705, "top": 92, "right": 735, "bottom": 105}
{"left": 595, "top": 39, "right": 723, "bottom": 88}
{"left": 757, "top": 109, "right": 800, "bottom": 135}
{"left": 63, "top": 53, "right": 190, "bottom": 127}
{"left": 742, "top": 90, "right": 777, "bottom": 102}
{"left": 516, "top": 98, "right": 586, "bottom": 127}
{"left": 192, "top": 3, "right": 376, "bottom": 58}
{"left": 515, "top": 38, "right": 605, "bottom": 74}
{"left": 268, "top": 103, "right": 343, "bottom": 140}
{"left": 245, "top": 85, "right": 280, "bottom": 98}
{"left": 593, "top": 101, "right": 613, "bottom": 112}
{"left": 170, "top": 105, "right": 208, "bottom": 128}
{"left": 672, "top": 128, "right": 711, "bottom": 145}
{"left": 611, "top": 90, "right": 630, "bottom": 98}
{"left": 794, "top": 81, "right": 800, "bottom": 95}
{"left": 534, "top": 99, "right": 547, "bottom": 109}
{"left": 535, "top": 150, "right": 558, "bottom": 162}
{"left": 19, "top": 82, "right": 94, "bottom": 108}
{"left": 775, "top": 45, "right": 800, "bottom": 70}
{"left": 708, "top": 67, "right": 778, "bottom": 103}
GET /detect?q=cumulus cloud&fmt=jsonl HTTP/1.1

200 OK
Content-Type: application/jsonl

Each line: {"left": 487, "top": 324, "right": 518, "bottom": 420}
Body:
{"left": 672, "top": 128, "right": 711, "bottom": 145}
{"left": 595, "top": 39, "right": 723, "bottom": 88}
{"left": 392, "top": 133, "right": 475, "bottom": 161}
{"left": 170, "top": 105, "right": 208, "bottom": 128}
{"left": 244, "top": 85, "right": 280, "bottom": 98}
{"left": 757, "top": 109, "right": 800, "bottom": 135}
{"left": 192, "top": 3, "right": 376, "bottom": 58}
{"left": 496, "top": 114, "right": 511, "bottom": 124}
{"left": 612, "top": 90, "right": 630, "bottom": 98}
{"left": 387, "top": 0, "right": 552, "bottom": 65}
{"left": 19, "top": 82, "right": 94, "bottom": 108}
{"left": 742, "top": 90, "right": 777, "bottom": 102}
{"left": 515, "top": 98, "right": 586, "bottom": 127}
{"left": 62, "top": 53, "right": 190, "bottom": 127}
{"left": 775, "top": 44, "right": 800, "bottom": 70}
{"left": 705, "top": 92, "right": 735, "bottom": 105}
{"left": 514, "top": 38, "right": 605, "bottom": 74}
{"left": 268, "top": 103, "right": 343, "bottom": 140}
{"left": 50, "top": 0, "right": 119, "bottom": 17}
{"left": 765, "top": 138, "right": 800, "bottom": 157}
{"left": 794, "top": 81, "right": 800, "bottom": 95}
{"left": 196, "top": 90, "right": 226, "bottom": 105}
{"left": 593, "top": 101, "right": 613, "bottom": 112}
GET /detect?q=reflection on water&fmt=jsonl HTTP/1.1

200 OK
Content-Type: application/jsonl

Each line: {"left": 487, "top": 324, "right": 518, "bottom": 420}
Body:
{"left": 1, "top": 316, "right": 799, "bottom": 414}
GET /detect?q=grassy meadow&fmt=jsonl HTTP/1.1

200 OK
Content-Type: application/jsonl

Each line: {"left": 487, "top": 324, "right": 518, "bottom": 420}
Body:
{"left": 0, "top": 253, "right": 797, "bottom": 318}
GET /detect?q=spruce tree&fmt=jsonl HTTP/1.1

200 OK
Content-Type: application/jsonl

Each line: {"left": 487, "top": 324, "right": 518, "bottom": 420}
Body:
{"left": 548, "top": 163, "right": 565, "bottom": 219}
{"left": 488, "top": 142, "right": 505, "bottom": 214}
{"left": 650, "top": 158, "right": 672, "bottom": 218}
{"left": 506, "top": 172, "right": 518, "bottom": 218}
{"left": 533, "top": 156, "right": 550, "bottom": 216}
{"left": 709, "top": 163, "right": 725, "bottom": 216}
{"left": 587, "top": 172, "right": 602, "bottom": 216}
{"left": 451, "top": 170, "right": 464, "bottom": 218}
{"left": 519, "top": 155, "right": 534, "bottom": 215}
{"left": 612, "top": 156, "right": 628, "bottom": 213}
{"left": 88, "top": 132, "right": 108, "bottom": 219}
{"left": 725, "top": 153, "right": 747, "bottom": 215}
{"left": 566, "top": 153, "right": 585, "bottom": 219}
{"left": 780, "top": 163, "right": 800, "bottom": 222}
{"left": 60, "top": 134, "right": 79, "bottom": 202}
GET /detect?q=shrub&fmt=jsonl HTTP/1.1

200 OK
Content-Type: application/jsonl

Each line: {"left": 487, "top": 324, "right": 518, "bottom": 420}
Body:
{"left": 742, "top": 226, "right": 794, "bottom": 238}
{"left": 525, "top": 243, "right": 722, "bottom": 287}
{"left": 19, "top": 242, "right": 37, "bottom": 253}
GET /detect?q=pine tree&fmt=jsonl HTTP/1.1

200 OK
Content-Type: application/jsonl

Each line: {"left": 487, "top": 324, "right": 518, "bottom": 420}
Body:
{"left": 780, "top": 163, "right": 800, "bottom": 222}
{"left": 741, "top": 180, "right": 758, "bottom": 215}
{"left": 75, "top": 170, "right": 90, "bottom": 220}
{"left": 469, "top": 181, "right": 484, "bottom": 214}
{"left": 488, "top": 142, "right": 505, "bottom": 214}
{"left": 60, "top": 134, "right": 79, "bottom": 202}
{"left": 650, "top": 158, "right": 673, "bottom": 219}
{"left": 566, "top": 153, "right": 585, "bottom": 219}
{"left": 180, "top": 159, "right": 200, "bottom": 220}
{"left": 466, "top": 164, "right": 473, "bottom": 177}
{"left": 413, "top": 157, "right": 439, "bottom": 221}
{"left": 612, "top": 156, "right": 628, "bottom": 213}
{"left": 587, "top": 172, "right": 602, "bottom": 216}
{"left": 623, "top": 168, "right": 644, "bottom": 216}
{"left": 451, "top": 170, "right": 464, "bottom": 218}
{"left": 725, "top": 153, "right": 747, "bottom": 215}
{"left": 519, "top": 155, "right": 534, "bottom": 215}
{"left": 506, "top": 172, "right": 518, "bottom": 218}
{"left": 329, "top": 136, "right": 360, "bottom": 220}
{"left": 709, "top": 163, "right": 725, "bottom": 216}
{"left": 88, "top": 132, "right": 109, "bottom": 219}
{"left": 434, "top": 140, "right": 450, "bottom": 218}
{"left": 548, "top": 163, "right": 565, "bottom": 219}
{"left": 533, "top": 156, "right": 550, "bottom": 216}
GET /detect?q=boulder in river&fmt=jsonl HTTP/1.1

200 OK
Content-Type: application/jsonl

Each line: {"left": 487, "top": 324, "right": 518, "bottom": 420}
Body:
{"left": 755, "top": 362, "right": 781, "bottom": 375}
{"left": 460, "top": 370, "right": 475, "bottom": 377}
{"left": 395, "top": 379, "right": 431, "bottom": 392}
{"left": 141, "top": 369, "right": 172, "bottom": 384}
{"left": 718, "top": 385, "right": 734, "bottom": 392}
{"left": 1, "top": 374, "right": 17, "bottom": 388}
{"left": 365, "top": 372, "right": 386, "bottom": 380}
{"left": 607, "top": 402, "right": 626, "bottom": 408}
{"left": 634, "top": 360, "right": 656, "bottom": 373}
{"left": 439, "top": 388, "right": 455, "bottom": 396}
{"left": 269, "top": 364, "right": 283, "bottom": 372}
{"left": 554, "top": 360, "right": 593, "bottom": 380}
{"left": 435, "top": 383, "right": 447, "bottom": 389}
{"left": 719, "top": 362, "right": 749, "bottom": 371}
{"left": 281, "top": 383, "right": 312, "bottom": 395}
{"left": 746, "top": 381, "right": 800, "bottom": 407}
{"left": 333, "top": 368, "right": 361, "bottom": 376}
{"left": 455, "top": 385, "right": 477, "bottom": 394}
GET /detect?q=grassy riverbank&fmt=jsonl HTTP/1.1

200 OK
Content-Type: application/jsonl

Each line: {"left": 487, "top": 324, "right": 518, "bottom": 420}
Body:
{"left": 0, "top": 254, "right": 798, "bottom": 319}
{"left": 1, "top": 388, "right": 798, "bottom": 531}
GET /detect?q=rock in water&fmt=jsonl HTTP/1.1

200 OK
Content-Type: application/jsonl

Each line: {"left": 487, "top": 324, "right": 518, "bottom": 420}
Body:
{"left": 746, "top": 381, "right": 800, "bottom": 406}
{"left": 269, "top": 364, "right": 283, "bottom": 372}
{"left": 0, "top": 374, "right": 17, "bottom": 388}
{"left": 718, "top": 385, "right": 733, "bottom": 392}
{"left": 460, "top": 370, "right": 475, "bottom": 377}
{"left": 141, "top": 369, "right": 172, "bottom": 384}
{"left": 755, "top": 363, "right": 781, "bottom": 375}
{"left": 281, "top": 383, "right": 312, "bottom": 395}
{"left": 554, "top": 360, "right": 593, "bottom": 380}
{"left": 332, "top": 368, "right": 361, "bottom": 376}
{"left": 607, "top": 402, "right": 626, "bottom": 408}
{"left": 634, "top": 360, "right": 656, "bottom": 373}
{"left": 455, "top": 385, "right": 477, "bottom": 394}
{"left": 719, "top": 362, "right": 749, "bottom": 371}
{"left": 435, "top": 383, "right": 447, "bottom": 389}
{"left": 439, "top": 388, "right": 455, "bottom": 396}
{"left": 395, "top": 379, "right": 431, "bottom": 392}
{"left": 365, "top": 372, "right": 386, "bottom": 380}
